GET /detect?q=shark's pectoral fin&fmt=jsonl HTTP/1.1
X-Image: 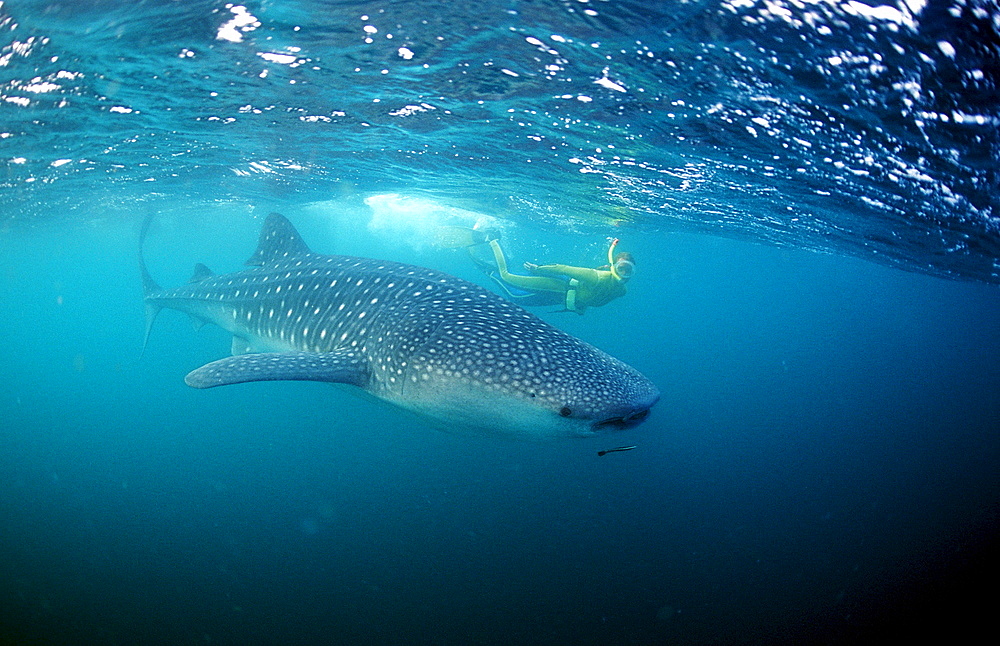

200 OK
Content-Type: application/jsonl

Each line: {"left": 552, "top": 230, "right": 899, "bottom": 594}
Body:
{"left": 184, "top": 351, "right": 369, "bottom": 389}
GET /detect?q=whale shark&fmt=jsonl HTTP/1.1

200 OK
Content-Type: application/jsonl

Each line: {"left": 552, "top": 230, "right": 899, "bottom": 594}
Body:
{"left": 140, "top": 213, "right": 659, "bottom": 439}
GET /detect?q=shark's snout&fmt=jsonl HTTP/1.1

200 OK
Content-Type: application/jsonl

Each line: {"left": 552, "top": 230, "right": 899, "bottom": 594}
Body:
{"left": 592, "top": 388, "right": 660, "bottom": 432}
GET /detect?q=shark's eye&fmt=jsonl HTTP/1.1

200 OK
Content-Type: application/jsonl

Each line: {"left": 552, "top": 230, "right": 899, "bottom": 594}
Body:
{"left": 559, "top": 406, "right": 572, "bottom": 417}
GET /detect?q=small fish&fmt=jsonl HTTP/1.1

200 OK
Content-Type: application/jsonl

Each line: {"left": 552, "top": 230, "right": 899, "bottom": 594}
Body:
{"left": 597, "top": 445, "right": 637, "bottom": 456}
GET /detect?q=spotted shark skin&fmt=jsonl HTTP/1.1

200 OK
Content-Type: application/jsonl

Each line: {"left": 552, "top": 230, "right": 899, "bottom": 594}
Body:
{"left": 140, "top": 213, "right": 659, "bottom": 439}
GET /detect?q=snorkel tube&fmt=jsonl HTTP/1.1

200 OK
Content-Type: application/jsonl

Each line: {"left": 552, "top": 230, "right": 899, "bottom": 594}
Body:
{"left": 608, "top": 238, "right": 622, "bottom": 280}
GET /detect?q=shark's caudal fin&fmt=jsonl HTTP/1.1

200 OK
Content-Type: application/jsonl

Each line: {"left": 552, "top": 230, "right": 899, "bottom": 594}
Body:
{"left": 138, "top": 214, "right": 163, "bottom": 357}
{"left": 245, "top": 212, "right": 312, "bottom": 266}
{"left": 184, "top": 350, "right": 369, "bottom": 389}
{"left": 138, "top": 214, "right": 161, "bottom": 295}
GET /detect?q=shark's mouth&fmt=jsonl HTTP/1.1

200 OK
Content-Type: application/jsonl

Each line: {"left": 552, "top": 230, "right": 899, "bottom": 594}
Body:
{"left": 593, "top": 408, "right": 650, "bottom": 431}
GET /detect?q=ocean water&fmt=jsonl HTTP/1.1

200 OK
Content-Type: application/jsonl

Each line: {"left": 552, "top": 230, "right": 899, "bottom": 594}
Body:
{"left": 1, "top": 1, "right": 998, "bottom": 645}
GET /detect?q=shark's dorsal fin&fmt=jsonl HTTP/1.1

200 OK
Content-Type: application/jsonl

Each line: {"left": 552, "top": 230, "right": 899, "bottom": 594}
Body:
{"left": 245, "top": 213, "right": 312, "bottom": 266}
{"left": 189, "top": 263, "right": 214, "bottom": 283}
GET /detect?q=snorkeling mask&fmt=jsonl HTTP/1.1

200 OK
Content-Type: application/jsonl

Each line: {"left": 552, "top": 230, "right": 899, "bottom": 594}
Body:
{"left": 607, "top": 239, "right": 634, "bottom": 281}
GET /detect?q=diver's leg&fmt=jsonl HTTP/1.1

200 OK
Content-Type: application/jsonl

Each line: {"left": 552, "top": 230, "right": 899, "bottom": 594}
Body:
{"left": 489, "top": 240, "right": 512, "bottom": 276}
{"left": 489, "top": 240, "right": 567, "bottom": 293}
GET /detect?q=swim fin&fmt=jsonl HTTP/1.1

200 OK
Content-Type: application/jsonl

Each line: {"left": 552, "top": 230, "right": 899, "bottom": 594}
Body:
{"left": 433, "top": 226, "right": 494, "bottom": 249}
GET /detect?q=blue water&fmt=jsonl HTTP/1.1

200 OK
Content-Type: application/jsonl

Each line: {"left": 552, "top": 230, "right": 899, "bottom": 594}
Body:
{"left": 2, "top": 1, "right": 998, "bottom": 644}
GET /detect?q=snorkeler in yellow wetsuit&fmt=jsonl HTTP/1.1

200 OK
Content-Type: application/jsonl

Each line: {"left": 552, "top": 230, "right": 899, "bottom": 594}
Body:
{"left": 484, "top": 238, "right": 634, "bottom": 313}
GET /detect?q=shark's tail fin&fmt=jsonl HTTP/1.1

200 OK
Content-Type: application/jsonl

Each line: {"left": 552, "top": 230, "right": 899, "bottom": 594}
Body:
{"left": 138, "top": 214, "right": 163, "bottom": 357}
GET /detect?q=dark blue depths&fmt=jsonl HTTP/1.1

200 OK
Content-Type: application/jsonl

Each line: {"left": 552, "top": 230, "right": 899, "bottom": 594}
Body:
{"left": 1, "top": 0, "right": 999, "bottom": 644}
{"left": 2, "top": 221, "right": 998, "bottom": 645}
